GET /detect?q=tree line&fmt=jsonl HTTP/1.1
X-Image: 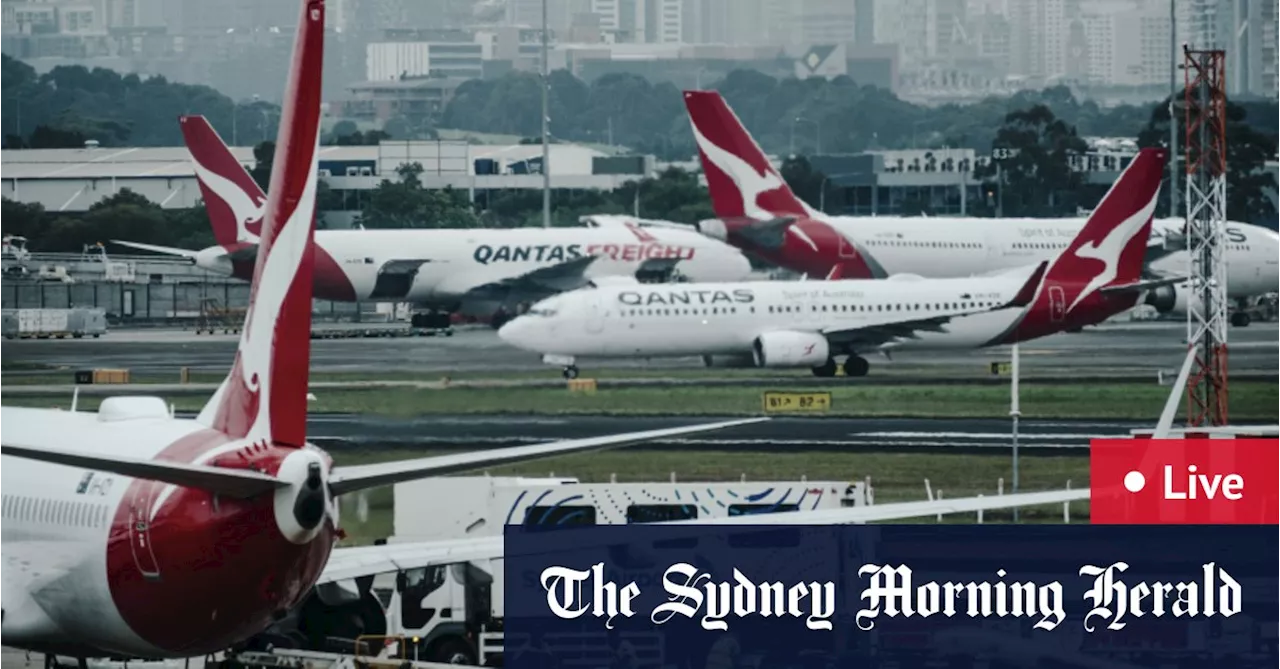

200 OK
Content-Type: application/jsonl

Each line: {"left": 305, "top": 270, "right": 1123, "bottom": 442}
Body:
{"left": 3, "top": 53, "right": 1276, "bottom": 245}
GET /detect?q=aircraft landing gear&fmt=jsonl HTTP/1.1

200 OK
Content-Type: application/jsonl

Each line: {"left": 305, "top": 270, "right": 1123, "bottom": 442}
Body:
{"left": 1231, "top": 311, "right": 1251, "bottom": 327}
{"left": 562, "top": 365, "right": 580, "bottom": 380}
{"left": 811, "top": 358, "right": 838, "bottom": 378}
{"left": 43, "top": 656, "right": 88, "bottom": 669}
{"left": 843, "top": 356, "right": 870, "bottom": 377}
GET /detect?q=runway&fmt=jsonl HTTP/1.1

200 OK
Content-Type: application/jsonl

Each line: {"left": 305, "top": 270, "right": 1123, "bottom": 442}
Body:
{"left": 258, "top": 413, "right": 1192, "bottom": 452}
{"left": 4, "top": 321, "right": 1277, "bottom": 379}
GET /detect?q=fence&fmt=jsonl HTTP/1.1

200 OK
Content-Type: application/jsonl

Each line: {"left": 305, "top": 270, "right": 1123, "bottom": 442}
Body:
{"left": 1, "top": 279, "right": 382, "bottom": 327}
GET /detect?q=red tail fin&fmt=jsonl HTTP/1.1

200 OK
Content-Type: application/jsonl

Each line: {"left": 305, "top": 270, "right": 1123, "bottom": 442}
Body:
{"left": 199, "top": 0, "right": 324, "bottom": 448}
{"left": 683, "top": 90, "right": 814, "bottom": 220}
{"left": 1045, "top": 147, "right": 1167, "bottom": 314}
{"left": 179, "top": 115, "right": 268, "bottom": 247}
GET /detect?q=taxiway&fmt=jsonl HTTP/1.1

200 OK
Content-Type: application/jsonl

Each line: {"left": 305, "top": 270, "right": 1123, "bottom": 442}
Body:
{"left": 4, "top": 321, "right": 1276, "bottom": 378}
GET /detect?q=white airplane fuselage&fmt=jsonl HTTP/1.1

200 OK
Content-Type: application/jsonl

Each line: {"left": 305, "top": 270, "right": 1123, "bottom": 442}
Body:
{"left": 208, "top": 226, "right": 753, "bottom": 307}
{"left": 497, "top": 269, "right": 1110, "bottom": 364}
{"left": 0, "top": 404, "right": 336, "bottom": 659}
{"left": 705, "top": 215, "right": 1279, "bottom": 302}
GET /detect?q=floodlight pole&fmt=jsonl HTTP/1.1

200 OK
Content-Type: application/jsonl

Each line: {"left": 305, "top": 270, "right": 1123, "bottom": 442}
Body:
{"left": 541, "top": 0, "right": 551, "bottom": 228}
{"left": 1010, "top": 342, "right": 1021, "bottom": 523}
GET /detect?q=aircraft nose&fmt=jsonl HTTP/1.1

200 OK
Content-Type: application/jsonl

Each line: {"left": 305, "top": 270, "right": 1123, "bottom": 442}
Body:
{"left": 498, "top": 316, "right": 539, "bottom": 350}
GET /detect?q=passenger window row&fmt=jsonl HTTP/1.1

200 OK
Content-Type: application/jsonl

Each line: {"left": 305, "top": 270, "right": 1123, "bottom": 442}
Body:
{"left": 2, "top": 494, "right": 109, "bottom": 529}
{"left": 869, "top": 240, "right": 982, "bottom": 249}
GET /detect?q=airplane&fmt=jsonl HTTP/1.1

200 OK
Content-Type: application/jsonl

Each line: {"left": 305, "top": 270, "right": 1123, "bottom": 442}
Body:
{"left": 682, "top": 90, "right": 1279, "bottom": 327}
{"left": 496, "top": 148, "right": 1177, "bottom": 379}
{"left": 112, "top": 116, "right": 753, "bottom": 330}
{"left": 0, "top": 2, "right": 767, "bottom": 661}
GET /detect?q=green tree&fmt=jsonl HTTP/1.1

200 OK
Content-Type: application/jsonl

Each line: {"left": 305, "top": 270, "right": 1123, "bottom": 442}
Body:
{"left": 360, "top": 163, "right": 480, "bottom": 229}
{"left": 976, "top": 104, "right": 1089, "bottom": 217}
{"left": 1137, "top": 94, "right": 1279, "bottom": 226}
{"left": 251, "top": 141, "right": 275, "bottom": 192}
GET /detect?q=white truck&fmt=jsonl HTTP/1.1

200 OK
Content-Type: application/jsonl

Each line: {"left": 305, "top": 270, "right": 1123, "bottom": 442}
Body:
{"left": 379, "top": 475, "right": 873, "bottom": 666}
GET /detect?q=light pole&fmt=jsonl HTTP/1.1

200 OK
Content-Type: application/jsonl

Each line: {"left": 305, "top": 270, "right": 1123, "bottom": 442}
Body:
{"left": 1010, "top": 342, "right": 1021, "bottom": 523}
{"left": 540, "top": 0, "right": 551, "bottom": 228}
{"left": 1168, "top": 0, "right": 1178, "bottom": 218}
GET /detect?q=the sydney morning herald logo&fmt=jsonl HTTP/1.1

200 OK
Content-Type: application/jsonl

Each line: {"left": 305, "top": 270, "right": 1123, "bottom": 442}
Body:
{"left": 538, "top": 560, "right": 1242, "bottom": 633}
{"left": 1091, "top": 438, "right": 1279, "bottom": 524}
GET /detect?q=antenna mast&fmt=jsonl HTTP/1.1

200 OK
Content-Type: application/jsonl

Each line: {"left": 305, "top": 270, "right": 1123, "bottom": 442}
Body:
{"left": 1181, "top": 47, "right": 1229, "bottom": 426}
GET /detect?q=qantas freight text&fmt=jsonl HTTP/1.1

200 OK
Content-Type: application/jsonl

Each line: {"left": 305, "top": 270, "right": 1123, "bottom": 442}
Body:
{"left": 472, "top": 243, "right": 697, "bottom": 265}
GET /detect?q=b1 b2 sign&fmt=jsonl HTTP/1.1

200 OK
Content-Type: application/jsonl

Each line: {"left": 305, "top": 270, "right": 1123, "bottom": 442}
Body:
{"left": 1091, "top": 438, "right": 1279, "bottom": 524}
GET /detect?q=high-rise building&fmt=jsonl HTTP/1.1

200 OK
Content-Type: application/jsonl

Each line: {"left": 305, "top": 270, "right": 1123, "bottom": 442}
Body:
{"left": 873, "top": 0, "right": 968, "bottom": 66}
{"left": 1007, "top": 0, "right": 1066, "bottom": 78}
{"left": 506, "top": 0, "right": 591, "bottom": 34}
{"left": 1078, "top": 0, "right": 1170, "bottom": 87}
{"left": 589, "top": 0, "right": 681, "bottom": 43}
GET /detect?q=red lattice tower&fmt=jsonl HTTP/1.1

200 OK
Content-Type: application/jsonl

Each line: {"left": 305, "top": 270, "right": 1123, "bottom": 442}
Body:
{"left": 1182, "top": 47, "right": 1229, "bottom": 427}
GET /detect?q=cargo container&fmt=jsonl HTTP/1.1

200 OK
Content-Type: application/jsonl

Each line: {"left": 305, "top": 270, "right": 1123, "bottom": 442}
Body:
{"left": 2, "top": 308, "right": 107, "bottom": 339}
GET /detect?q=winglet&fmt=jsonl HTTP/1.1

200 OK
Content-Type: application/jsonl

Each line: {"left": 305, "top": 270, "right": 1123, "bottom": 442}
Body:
{"left": 1008, "top": 261, "right": 1049, "bottom": 308}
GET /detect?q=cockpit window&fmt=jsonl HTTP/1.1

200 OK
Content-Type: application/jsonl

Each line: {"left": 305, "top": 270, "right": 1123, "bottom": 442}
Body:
{"left": 527, "top": 308, "right": 557, "bottom": 317}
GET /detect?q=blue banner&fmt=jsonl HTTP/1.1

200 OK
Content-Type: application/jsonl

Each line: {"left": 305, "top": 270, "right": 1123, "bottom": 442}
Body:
{"left": 503, "top": 525, "right": 1277, "bottom": 669}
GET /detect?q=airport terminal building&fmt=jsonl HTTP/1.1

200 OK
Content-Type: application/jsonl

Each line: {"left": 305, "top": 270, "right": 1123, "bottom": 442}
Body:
{"left": 1, "top": 139, "right": 1151, "bottom": 225}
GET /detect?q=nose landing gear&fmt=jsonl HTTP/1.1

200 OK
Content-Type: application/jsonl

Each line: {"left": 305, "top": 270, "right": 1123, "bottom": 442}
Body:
{"left": 562, "top": 366, "right": 580, "bottom": 380}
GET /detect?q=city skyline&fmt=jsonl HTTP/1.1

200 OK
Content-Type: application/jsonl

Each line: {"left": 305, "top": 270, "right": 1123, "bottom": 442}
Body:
{"left": 2, "top": 0, "right": 1275, "bottom": 104}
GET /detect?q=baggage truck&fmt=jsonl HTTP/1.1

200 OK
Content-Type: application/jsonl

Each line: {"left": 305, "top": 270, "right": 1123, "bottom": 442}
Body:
{"left": 381, "top": 475, "right": 872, "bottom": 666}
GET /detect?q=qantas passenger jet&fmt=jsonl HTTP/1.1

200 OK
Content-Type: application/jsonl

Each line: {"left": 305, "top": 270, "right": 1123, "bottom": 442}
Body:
{"left": 499, "top": 149, "right": 1176, "bottom": 378}
{"left": 683, "top": 90, "right": 1279, "bottom": 326}
{"left": 113, "top": 118, "right": 751, "bottom": 328}
{"left": 0, "top": 1, "right": 765, "bottom": 660}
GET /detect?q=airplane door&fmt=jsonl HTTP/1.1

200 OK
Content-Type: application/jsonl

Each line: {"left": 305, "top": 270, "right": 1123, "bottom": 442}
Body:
{"left": 129, "top": 482, "right": 162, "bottom": 581}
{"left": 838, "top": 234, "right": 858, "bottom": 259}
{"left": 1048, "top": 285, "right": 1066, "bottom": 322}
{"left": 585, "top": 293, "right": 605, "bottom": 334}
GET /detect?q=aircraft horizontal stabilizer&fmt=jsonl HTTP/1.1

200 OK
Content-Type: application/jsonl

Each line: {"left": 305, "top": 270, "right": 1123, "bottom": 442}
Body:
{"left": 1100, "top": 275, "right": 1188, "bottom": 294}
{"left": 1008, "top": 260, "right": 1049, "bottom": 308}
{"left": 110, "top": 240, "right": 200, "bottom": 260}
{"left": 322, "top": 489, "right": 1091, "bottom": 580}
{"left": 327, "top": 416, "right": 769, "bottom": 496}
{"left": 0, "top": 442, "right": 287, "bottom": 498}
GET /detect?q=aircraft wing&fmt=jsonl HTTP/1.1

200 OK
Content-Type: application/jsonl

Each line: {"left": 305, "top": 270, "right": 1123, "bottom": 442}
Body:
{"left": 824, "top": 261, "right": 1047, "bottom": 350}
{"left": 315, "top": 488, "right": 1088, "bottom": 582}
{"left": 111, "top": 239, "right": 259, "bottom": 263}
{"left": 110, "top": 240, "right": 200, "bottom": 261}
{"left": 319, "top": 536, "right": 504, "bottom": 584}
{"left": 326, "top": 417, "right": 768, "bottom": 496}
{"left": 465, "top": 255, "right": 602, "bottom": 300}
{"left": 1101, "top": 275, "right": 1188, "bottom": 295}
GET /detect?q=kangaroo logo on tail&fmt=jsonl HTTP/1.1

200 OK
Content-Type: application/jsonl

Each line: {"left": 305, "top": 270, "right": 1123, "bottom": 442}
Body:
{"left": 191, "top": 158, "right": 267, "bottom": 243}
{"left": 683, "top": 91, "right": 814, "bottom": 221}
{"left": 1066, "top": 202, "right": 1158, "bottom": 313}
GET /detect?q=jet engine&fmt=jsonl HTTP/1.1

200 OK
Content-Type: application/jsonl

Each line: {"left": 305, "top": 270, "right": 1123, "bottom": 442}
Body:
{"left": 751, "top": 331, "right": 830, "bottom": 368}
{"left": 194, "top": 246, "right": 234, "bottom": 275}
{"left": 1145, "top": 283, "right": 1203, "bottom": 318}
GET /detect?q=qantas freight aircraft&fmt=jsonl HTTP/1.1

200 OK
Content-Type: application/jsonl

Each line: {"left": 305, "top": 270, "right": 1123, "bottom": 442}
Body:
{"left": 683, "top": 90, "right": 1279, "bottom": 327}
{"left": 498, "top": 148, "right": 1177, "bottom": 378}
{"left": 113, "top": 115, "right": 751, "bottom": 327}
